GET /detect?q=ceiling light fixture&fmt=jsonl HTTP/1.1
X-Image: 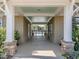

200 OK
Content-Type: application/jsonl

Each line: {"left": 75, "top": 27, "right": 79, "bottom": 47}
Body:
{"left": 37, "top": 9, "right": 41, "bottom": 11}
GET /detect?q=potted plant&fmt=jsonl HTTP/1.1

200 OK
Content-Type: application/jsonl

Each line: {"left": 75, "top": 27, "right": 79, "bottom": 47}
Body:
{"left": 14, "top": 30, "right": 20, "bottom": 46}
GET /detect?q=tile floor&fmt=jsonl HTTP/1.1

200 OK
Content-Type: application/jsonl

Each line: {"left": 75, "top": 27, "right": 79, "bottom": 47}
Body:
{"left": 12, "top": 36, "right": 64, "bottom": 59}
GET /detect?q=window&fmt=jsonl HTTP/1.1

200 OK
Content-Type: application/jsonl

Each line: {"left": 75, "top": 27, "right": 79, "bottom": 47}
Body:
{"left": 0, "top": 18, "right": 2, "bottom": 27}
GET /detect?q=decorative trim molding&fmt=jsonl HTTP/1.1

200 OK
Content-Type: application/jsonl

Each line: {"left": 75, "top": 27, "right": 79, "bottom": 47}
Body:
{"left": 73, "top": 4, "right": 79, "bottom": 16}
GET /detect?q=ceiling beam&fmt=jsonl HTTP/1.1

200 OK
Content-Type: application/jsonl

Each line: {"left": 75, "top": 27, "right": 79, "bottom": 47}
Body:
{"left": 0, "top": 7, "right": 5, "bottom": 13}
{"left": 53, "top": 7, "right": 63, "bottom": 16}
{"left": 25, "top": 16, "right": 32, "bottom": 23}
{"left": 23, "top": 13, "right": 56, "bottom": 16}
{"left": 10, "top": 0, "right": 69, "bottom": 7}
{"left": 47, "top": 8, "right": 63, "bottom": 22}
{"left": 48, "top": 17, "right": 53, "bottom": 22}
{"left": 32, "top": 22, "right": 48, "bottom": 24}
{"left": 16, "top": 8, "right": 32, "bottom": 23}
{"left": 0, "top": 0, "right": 5, "bottom": 13}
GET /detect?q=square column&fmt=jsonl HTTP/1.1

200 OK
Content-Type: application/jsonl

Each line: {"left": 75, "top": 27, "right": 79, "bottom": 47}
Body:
{"left": 61, "top": 2, "right": 74, "bottom": 52}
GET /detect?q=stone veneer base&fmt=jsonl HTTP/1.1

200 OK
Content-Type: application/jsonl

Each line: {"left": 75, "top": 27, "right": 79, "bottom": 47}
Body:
{"left": 61, "top": 40, "right": 74, "bottom": 53}
{"left": 4, "top": 40, "right": 17, "bottom": 56}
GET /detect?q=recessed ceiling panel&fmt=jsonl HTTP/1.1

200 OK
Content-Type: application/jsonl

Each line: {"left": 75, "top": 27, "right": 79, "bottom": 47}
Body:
{"left": 28, "top": 16, "right": 50, "bottom": 23}
{"left": 16, "top": 7, "right": 58, "bottom": 14}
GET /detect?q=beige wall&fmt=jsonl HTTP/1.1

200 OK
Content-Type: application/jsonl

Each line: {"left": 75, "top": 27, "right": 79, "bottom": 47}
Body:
{"left": 15, "top": 16, "right": 31, "bottom": 44}
{"left": 54, "top": 16, "right": 64, "bottom": 44}
{"left": 23, "top": 17, "right": 31, "bottom": 42}
{"left": 48, "top": 16, "right": 64, "bottom": 44}
{"left": 15, "top": 16, "right": 24, "bottom": 44}
{"left": 48, "top": 17, "right": 54, "bottom": 42}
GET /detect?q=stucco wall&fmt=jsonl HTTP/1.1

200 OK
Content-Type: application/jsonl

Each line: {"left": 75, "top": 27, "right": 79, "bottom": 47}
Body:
{"left": 15, "top": 16, "right": 24, "bottom": 44}
{"left": 48, "top": 16, "right": 64, "bottom": 44}
{"left": 23, "top": 17, "right": 31, "bottom": 42}
{"left": 53, "top": 16, "right": 64, "bottom": 44}
{"left": 15, "top": 16, "right": 31, "bottom": 44}
{"left": 48, "top": 17, "right": 54, "bottom": 42}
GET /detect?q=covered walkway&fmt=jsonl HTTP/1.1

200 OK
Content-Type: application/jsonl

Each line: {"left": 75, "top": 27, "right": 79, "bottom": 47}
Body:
{"left": 0, "top": 0, "right": 79, "bottom": 59}
{"left": 12, "top": 36, "right": 64, "bottom": 59}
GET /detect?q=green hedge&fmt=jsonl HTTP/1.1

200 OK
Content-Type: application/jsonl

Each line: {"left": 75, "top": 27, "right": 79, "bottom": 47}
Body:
{"left": 72, "top": 18, "right": 79, "bottom": 51}
{"left": 0, "top": 28, "right": 6, "bottom": 53}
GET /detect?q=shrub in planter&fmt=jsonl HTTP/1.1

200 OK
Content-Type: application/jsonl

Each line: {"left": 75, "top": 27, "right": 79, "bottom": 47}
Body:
{"left": 72, "top": 18, "right": 79, "bottom": 51}
{"left": 72, "top": 26, "right": 79, "bottom": 51}
{"left": 14, "top": 31, "right": 20, "bottom": 46}
{"left": 62, "top": 51, "right": 79, "bottom": 59}
{"left": 0, "top": 28, "right": 6, "bottom": 46}
{"left": 0, "top": 29, "right": 20, "bottom": 58}
{"left": 0, "top": 28, "right": 6, "bottom": 58}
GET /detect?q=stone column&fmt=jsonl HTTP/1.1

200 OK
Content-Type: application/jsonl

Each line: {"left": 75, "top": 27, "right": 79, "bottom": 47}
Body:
{"left": 61, "top": 2, "right": 74, "bottom": 52}
{"left": 4, "top": 1, "right": 17, "bottom": 56}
